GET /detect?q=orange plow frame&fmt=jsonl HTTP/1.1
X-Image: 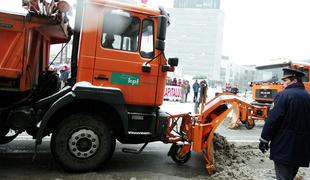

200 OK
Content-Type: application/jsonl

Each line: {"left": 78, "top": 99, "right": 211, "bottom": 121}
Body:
{"left": 164, "top": 93, "right": 268, "bottom": 174}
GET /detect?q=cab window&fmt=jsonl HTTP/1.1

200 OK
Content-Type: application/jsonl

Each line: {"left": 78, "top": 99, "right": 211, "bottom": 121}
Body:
{"left": 140, "top": 19, "right": 154, "bottom": 58}
{"left": 301, "top": 68, "right": 309, "bottom": 82}
{"left": 296, "top": 66, "right": 309, "bottom": 82}
{"left": 102, "top": 10, "right": 140, "bottom": 52}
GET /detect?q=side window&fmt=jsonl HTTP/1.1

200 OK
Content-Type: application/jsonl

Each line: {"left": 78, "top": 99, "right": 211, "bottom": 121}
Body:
{"left": 296, "top": 66, "right": 309, "bottom": 82}
{"left": 102, "top": 10, "right": 140, "bottom": 52}
{"left": 140, "top": 19, "right": 154, "bottom": 58}
{"left": 302, "top": 68, "right": 309, "bottom": 82}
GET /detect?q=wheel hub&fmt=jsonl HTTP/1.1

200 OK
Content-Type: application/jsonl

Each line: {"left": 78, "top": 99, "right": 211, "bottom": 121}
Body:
{"left": 68, "top": 129, "right": 99, "bottom": 159}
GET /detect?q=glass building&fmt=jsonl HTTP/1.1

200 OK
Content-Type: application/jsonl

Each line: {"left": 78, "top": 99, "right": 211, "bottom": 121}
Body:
{"left": 166, "top": 0, "right": 224, "bottom": 80}
{"left": 174, "top": 0, "right": 220, "bottom": 9}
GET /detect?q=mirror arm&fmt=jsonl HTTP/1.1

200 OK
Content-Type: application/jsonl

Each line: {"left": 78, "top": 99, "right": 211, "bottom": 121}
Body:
{"left": 145, "top": 51, "right": 163, "bottom": 65}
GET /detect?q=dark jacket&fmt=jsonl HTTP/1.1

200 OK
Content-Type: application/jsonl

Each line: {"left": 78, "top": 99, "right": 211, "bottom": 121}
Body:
{"left": 192, "top": 82, "right": 200, "bottom": 93}
{"left": 261, "top": 83, "right": 310, "bottom": 167}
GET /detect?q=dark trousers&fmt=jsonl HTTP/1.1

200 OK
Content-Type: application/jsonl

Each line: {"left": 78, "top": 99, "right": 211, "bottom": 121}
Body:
{"left": 274, "top": 161, "right": 299, "bottom": 180}
{"left": 193, "top": 92, "right": 198, "bottom": 102}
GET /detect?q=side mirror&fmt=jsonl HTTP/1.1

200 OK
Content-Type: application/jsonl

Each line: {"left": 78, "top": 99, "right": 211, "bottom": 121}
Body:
{"left": 168, "top": 58, "right": 178, "bottom": 67}
{"left": 156, "top": 39, "right": 165, "bottom": 51}
{"left": 155, "top": 16, "right": 168, "bottom": 51}
{"left": 142, "top": 62, "right": 151, "bottom": 73}
{"left": 157, "top": 16, "right": 168, "bottom": 41}
{"left": 162, "top": 65, "right": 170, "bottom": 72}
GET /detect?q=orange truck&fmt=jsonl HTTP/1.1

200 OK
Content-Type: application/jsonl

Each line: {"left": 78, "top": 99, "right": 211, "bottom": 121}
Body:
{"left": 0, "top": 0, "right": 267, "bottom": 174}
{"left": 250, "top": 61, "right": 310, "bottom": 107}
{"left": 0, "top": 0, "right": 178, "bottom": 172}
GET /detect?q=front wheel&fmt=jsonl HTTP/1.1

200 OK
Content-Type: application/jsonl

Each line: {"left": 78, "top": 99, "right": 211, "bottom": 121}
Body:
{"left": 51, "top": 113, "right": 115, "bottom": 172}
{"left": 0, "top": 113, "right": 10, "bottom": 138}
{"left": 168, "top": 143, "right": 191, "bottom": 164}
{"left": 245, "top": 118, "right": 255, "bottom": 129}
{"left": 0, "top": 125, "right": 9, "bottom": 138}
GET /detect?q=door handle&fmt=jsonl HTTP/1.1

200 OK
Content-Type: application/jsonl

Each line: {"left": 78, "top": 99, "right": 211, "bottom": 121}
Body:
{"left": 94, "top": 75, "right": 109, "bottom": 80}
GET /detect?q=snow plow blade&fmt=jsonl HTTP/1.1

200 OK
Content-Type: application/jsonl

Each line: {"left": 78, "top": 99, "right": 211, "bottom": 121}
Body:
{"left": 164, "top": 93, "right": 268, "bottom": 175}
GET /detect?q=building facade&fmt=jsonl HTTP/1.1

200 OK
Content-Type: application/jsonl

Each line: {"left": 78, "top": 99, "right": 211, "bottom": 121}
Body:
{"left": 220, "top": 56, "right": 256, "bottom": 92}
{"left": 174, "top": 0, "right": 220, "bottom": 9}
{"left": 165, "top": 5, "right": 224, "bottom": 81}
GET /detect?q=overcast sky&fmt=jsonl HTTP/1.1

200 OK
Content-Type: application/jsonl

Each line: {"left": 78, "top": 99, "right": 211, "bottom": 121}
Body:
{"left": 221, "top": 0, "right": 310, "bottom": 65}
{"left": 145, "top": 0, "right": 310, "bottom": 65}
{"left": 2, "top": 0, "right": 310, "bottom": 65}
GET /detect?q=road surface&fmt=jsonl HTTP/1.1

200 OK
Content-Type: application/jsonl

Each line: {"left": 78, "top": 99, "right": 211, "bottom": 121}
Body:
{"left": 0, "top": 101, "right": 308, "bottom": 179}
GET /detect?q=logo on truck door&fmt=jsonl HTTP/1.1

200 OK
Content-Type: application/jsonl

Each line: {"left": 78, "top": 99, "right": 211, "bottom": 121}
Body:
{"left": 0, "top": 23, "right": 13, "bottom": 28}
{"left": 111, "top": 72, "right": 140, "bottom": 86}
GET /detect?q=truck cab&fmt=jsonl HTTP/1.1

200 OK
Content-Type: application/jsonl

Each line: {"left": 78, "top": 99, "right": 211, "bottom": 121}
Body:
{"left": 77, "top": 0, "right": 169, "bottom": 106}
{"left": 251, "top": 61, "right": 310, "bottom": 106}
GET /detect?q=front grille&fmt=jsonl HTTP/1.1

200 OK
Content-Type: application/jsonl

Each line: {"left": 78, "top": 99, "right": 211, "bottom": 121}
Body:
{"left": 255, "top": 89, "right": 278, "bottom": 100}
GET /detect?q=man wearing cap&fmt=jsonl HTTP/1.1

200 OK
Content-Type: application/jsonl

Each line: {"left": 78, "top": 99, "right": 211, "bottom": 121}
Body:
{"left": 102, "top": 34, "right": 115, "bottom": 49}
{"left": 259, "top": 68, "right": 310, "bottom": 180}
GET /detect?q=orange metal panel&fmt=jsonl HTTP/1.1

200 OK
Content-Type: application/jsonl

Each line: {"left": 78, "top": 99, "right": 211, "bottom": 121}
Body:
{"left": 0, "top": 28, "right": 24, "bottom": 80}
{"left": 88, "top": 0, "right": 161, "bottom": 16}
{"left": 192, "top": 123, "right": 212, "bottom": 152}
{"left": 77, "top": 2, "right": 167, "bottom": 106}
{"left": 0, "top": 9, "right": 70, "bottom": 91}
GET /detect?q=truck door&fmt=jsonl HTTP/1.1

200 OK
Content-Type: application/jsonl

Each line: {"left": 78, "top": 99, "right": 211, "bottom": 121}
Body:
{"left": 93, "top": 8, "right": 159, "bottom": 106}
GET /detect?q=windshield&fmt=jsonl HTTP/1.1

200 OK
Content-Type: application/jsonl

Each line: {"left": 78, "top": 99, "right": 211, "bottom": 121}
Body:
{"left": 102, "top": 9, "right": 140, "bottom": 52}
{"left": 253, "top": 66, "right": 289, "bottom": 83}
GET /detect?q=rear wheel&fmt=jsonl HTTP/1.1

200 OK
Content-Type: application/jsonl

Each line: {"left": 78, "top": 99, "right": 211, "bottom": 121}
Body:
{"left": 51, "top": 113, "right": 115, "bottom": 172}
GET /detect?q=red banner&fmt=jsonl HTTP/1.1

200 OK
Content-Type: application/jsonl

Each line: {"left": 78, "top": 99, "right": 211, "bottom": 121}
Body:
{"left": 164, "top": 85, "right": 181, "bottom": 101}
{"left": 141, "top": 0, "right": 148, "bottom": 4}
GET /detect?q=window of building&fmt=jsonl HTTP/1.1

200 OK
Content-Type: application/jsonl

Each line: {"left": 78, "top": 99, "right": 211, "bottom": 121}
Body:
{"left": 102, "top": 9, "right": 140, "bottom": 52}
{"left": 140, "top": 19, "right": 154, "bottom": 58}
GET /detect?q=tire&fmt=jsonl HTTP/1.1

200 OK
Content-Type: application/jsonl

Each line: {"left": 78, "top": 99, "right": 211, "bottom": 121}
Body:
{"left": 0, "top": 113, "right": 9, "bottom": 138}
{"left": 51, "top": 113, "right": 115, "bottom": 172}
{"left": 170, "top": 144, "right": 191, "bottom": 165}
{"left": 245, "top": 118, "right": 255, "bottom": 129}
{"left": 0, "top": 125, "right": 9, "bottom": 138}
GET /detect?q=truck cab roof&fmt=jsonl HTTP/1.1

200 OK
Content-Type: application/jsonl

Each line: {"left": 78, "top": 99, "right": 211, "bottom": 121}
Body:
{"left": 88, "top": 0, "right": 161, "bottom": 16}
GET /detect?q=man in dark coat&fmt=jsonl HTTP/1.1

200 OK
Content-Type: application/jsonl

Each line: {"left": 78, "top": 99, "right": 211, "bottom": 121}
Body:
{"left": 259, "top": 68, "right": 310, "bottom": 180}
{"left": 102, "top": 34, "right": 115, "bottom": 49}
{"left": 192, "top": 80, "right": 200, "bottom": 102}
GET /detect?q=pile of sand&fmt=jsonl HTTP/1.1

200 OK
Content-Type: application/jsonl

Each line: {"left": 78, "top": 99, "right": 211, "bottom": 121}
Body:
{"left": 211, "top": 133, "right": 258, "bottom": 179}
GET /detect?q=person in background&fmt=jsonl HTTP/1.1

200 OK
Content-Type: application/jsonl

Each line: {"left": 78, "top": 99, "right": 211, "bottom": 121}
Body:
{"left": 225, "top": 82, "right": 231, "bottom": 92}
{"left": 199, "top": 80, "right": 208, "bottom": 104}
{"left": 171, "top": 78, "right": 177, "bottom": 86}
{"left": 259, "top": 68, "right": 310, "bottom": 180}
{"left": 102, "top": 34, "right": 115, "bottom": 49}
{"left": 177, "top": 79, "right": 182, "bottom": 86}
{"left": 60, "top": 64, "right": 70, "bottom": 85}
{"left": 180, "top": 80, "right": 187, "bottom": 103}
{"left": 185, "top": 80, "right": 190, "bottom": 102}
{"left": 192, "top": 80, "right": 200, "bottom": 102}
{"left": 231, "top": 85, "right": 239, "bottom": 95}
{"left": 166, "top": 77, "right": 172, "bottom": 85}
{"left": 194, "top": 80, "right": 208, "bottom": 113}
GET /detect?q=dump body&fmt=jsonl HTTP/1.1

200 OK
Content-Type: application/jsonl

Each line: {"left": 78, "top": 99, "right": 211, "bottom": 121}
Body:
{"left": 0, "top": 10, "right": 70, "bottom": 93}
